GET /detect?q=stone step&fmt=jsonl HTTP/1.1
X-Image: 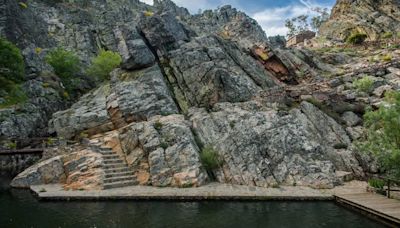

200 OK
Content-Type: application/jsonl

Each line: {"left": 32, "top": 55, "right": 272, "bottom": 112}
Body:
{"left": 102, "top": 154, "right": 120, "bottom": 159}
{"left": 336, "top": 171, "right": 354, "bottom": 182}
{"left": 103, "top": 159, "right": 124, "bottom": 165}
{"left": 103, "top": 180, "right": 136, "bottom": 189}
{"left": 104, "top": 167, "right": 132, "bottom": 173}
{"left": 104, "top": 175, "right": 135, "bottom": 184}
{"left": 103, "top": 163, "right": 128, "bottom": 169}
{"left": 100, "top": 151, "right": 115, "bottom": 156}
{"left": 104, "top": 171, "right": 134, "bottom": 178}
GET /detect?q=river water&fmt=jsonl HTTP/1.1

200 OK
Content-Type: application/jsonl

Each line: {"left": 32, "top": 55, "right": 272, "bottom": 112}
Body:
{"left": 0, "top": 176, "right": 386, "bottom": 228}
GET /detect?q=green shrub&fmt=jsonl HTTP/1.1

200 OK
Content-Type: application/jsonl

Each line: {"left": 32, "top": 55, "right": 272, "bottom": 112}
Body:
{"left": 45, "top": 48, "right": 80, "bottom": 80}
{"left": 18, "top": 2, "right": 28, "bottom": 9}
{"left": 200, "top": 145, "right": 222, "bottom": 171}
{"left": 7, "top": 141, "right": 17, "bottom": 149}
{"left": 368, "top": 178, "right": 385, "bottom": 189}
{"left": 381, "top": 54, "right": 392, "bottom": 62}
{"left": 358, "top": 91, "right": 400, "bottom": 178}
{"left": 45, "top": 48, "right": 81, "bottom": 95}
{"left": 353, "top": 76, "right": 373, "bottom": 93}
{"left": 160, "top": 142, "right": 168, "bottom": 150}
{"left": 382, "top": 32, "right": 393, "bottom": 39}
{"left": 86, "top": 49, "right": 121, "bottom": 81}
{"left": 346, "top": 33, "right": 367, "bottom": 45}
{"left": 154, "top": 121, "right": 163, "bottom": 130}
{"left": 333, "top": 143, "right": 348, "bottom": 149}
{"left": 0, "top": 77, "right": 27, "bottom": 108}
{"left": 0, "top": 37, "right": 25, "bottom": 83}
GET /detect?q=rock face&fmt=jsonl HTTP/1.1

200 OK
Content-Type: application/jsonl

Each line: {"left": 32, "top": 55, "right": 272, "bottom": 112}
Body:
{"left": 190, "top": 101, "right": 364, "bottom": 189}
{"left": 319, "top": 0, "right": 400, "bottom": 41}
{"left": 118, "top": 115, "right": 208, "bottom": 187}
{"left": 11, "top": 156, "right": 66, "bottom": 188}
{"left": 11, "top": 149, "right": 104, "bottom": 190}
{"left": 49, "top": 66, "right": 179, "bottom": 138}
{"left": 4, "top": 0, "right": 387, "bottom": 190}
{"left": 165, "top": 35, "right": 277, "bottom": 110}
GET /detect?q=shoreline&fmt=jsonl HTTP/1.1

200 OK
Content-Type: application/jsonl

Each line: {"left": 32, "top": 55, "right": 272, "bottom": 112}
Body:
{"left": 30, "top": 181, "right": 366, "bottom": 202}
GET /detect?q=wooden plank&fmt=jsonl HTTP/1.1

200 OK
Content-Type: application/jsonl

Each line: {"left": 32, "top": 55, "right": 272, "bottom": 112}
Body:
{"left": 0, "top": 148, "right": 44, "bottom": 155}
{"left": 335, "top": 192, "right": 400, "bottom": 226}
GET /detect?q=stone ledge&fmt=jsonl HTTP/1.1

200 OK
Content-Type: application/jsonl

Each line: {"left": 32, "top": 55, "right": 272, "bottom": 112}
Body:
{"left": 30, "top": 181, "right": 368, "bottom": 201}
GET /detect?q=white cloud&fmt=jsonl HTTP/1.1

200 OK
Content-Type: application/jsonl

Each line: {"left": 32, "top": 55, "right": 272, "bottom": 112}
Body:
{"left": 140, "top": 0, "right": 153, "bottom": 5}
{"left": 252, "top": 0, "right": 331, "bottom": 37}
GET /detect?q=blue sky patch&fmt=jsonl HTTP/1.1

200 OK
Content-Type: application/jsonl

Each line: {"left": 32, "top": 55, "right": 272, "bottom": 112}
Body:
{"left": 140, "top": 0, "right": 336, "bottom": 36}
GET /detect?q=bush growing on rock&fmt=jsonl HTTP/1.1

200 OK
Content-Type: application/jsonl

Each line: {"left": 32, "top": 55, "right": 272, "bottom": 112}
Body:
{"left": 382, "top": 32, "right": 393, "bottom": 39}
{"left": 381, "top": 54, "right": 392, "bottom": 62}
{"left": 45, "top": 48, "right": 81, "bottom": 81}
{"left": 0, "top": 78, "right": 27, "bottom": 108}
{"left": 359, "top": 91, "right": 400, "bottom": 178}
{"left": 353, "top": 76, "right": 373, "bottom": 93}
{"left": 346, "top": 33, "right": 367, "bottom": 45}
{"left": 0, "top": 37, "right": 25, "bottom": 83}
{"left": 200, "top": 145, "right": 222, "bottom": 171}
{"left": 0, "top": 37, "right": 27, "bottom": 107}
{"left": 45, "top": 48, "right": 82, "bottom": 95}
{"left": 86, "top": 49, "right": 121, "bottom": 81}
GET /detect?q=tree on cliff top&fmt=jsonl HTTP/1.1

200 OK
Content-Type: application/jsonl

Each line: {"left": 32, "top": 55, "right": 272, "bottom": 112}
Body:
{"left": 285, "top": 7, "right": 330, "bottom": 37}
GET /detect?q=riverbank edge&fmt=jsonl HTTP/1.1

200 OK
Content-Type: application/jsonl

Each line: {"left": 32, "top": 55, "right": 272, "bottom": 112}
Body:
{"left": 29, "top": 182, "right": 368, "bottom": 202}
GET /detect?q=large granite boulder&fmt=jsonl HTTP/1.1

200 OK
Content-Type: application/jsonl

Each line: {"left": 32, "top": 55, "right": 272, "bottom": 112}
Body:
{"left": 49, "top": 66, "right": 179, "bottom": 139}
{"left": 185, "top": 5, "right": 269, "bottom": 50}
{"left": 0, "top": 78, "right": 67, "bottom": 139}
{"left": 164, "top": 35, "right": 276, "bottom": 110}
{"left": 118, "top": 115, "right": 208, "bottom": 187}
{"left": 319, "top": 0, "right": 400, "bottom": 41}
{"left": 11, "top": 149, "right": 104, "bottom": 190}
{"left": 114, "top": 25, "right": 156, "bottom": 70}
{"left": 11, "top": 156, "right": 66, "bottom": 188}
{"left": 189, "top": 101, "right": 364, "bottom": 189}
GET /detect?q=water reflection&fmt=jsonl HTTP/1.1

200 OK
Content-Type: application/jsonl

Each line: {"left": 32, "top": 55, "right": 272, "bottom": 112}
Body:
{"left": 0, "top": 175, "right": 387, "bottom": 228}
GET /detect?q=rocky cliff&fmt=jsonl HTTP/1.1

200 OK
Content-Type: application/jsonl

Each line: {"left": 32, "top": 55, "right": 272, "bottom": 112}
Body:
{"left": 319, "top": 0, "right": 400, "bottom": 41}
{"left": 2, "top": 0, "right": 396, "bottom": 190}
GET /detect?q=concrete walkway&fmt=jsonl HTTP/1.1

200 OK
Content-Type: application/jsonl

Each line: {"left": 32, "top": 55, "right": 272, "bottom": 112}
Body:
{"left": 30, "top": 181, "right": 367, "bottom": 201}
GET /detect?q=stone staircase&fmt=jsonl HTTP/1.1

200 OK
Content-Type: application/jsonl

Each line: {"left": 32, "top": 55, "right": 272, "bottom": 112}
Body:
{"left": 91, "top": 144, "right": 136, "bottom": 189}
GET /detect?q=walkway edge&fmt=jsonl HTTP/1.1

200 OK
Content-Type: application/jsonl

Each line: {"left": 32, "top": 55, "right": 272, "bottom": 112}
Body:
{"left": 30, "top": 184, "right": 334, "bottom": 201}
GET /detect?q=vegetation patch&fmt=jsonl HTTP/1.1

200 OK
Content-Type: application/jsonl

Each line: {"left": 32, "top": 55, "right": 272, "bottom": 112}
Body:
{"left": 18, "top": 2, "right": 28, "bottom": 9}
{"left": 154, "top": 121, "right": 163, "bottom": 131}
{"left": 353, "top": 76, "right": 373, "bottom": 93}
{"left": 381, "top": 54, "right": 392, "bottom": 62}
{"left": 346, "top": 33, "right": 367, "bottom": 45}
{"left": 45, "top": 48, "right": 81, "bottom": 95}
{"left": 382, "top": 32, "right": 393, "bottom": 39}
{"left": 144, "top": 11, "right": 154, "bottom": 17}
{"left": 0, "top": 37, "right": 25, "bottom": 83}
{"left": 368, "top": 178, "right": 385, "bottom": 189}
{"left": 86, "top": 49, "right": 121, "bottom": 81}
{"left": 200, "top": 145, "right": 223, "bottom": 171}
{"left": 0, "top": 37, "right": 27, "bottom": 108}
{"left": 358, "top": 91, "right": 400, "bottom": 178}
{"left": 333, "top": 143, "right": 348, "bottom": 150}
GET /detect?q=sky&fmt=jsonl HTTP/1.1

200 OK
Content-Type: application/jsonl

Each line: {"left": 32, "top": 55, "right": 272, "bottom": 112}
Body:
{"left": 139, "top": 0, "right": 336, "bottom": 36}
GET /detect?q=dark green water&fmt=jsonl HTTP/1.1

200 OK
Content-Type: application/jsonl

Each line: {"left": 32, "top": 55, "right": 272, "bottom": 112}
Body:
{"left": 0, "top": 176, "right": 387, "bottom": 228}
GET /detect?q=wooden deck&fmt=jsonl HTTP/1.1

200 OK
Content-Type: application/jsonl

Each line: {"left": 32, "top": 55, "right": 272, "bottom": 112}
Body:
{"left": 335, "top": 192, "right": 400, "bottom": 226}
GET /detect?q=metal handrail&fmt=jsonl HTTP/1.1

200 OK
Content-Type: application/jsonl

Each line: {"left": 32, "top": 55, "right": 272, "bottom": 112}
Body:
{"left": 0, "top": 148, "right": 44, "bottom": 155}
